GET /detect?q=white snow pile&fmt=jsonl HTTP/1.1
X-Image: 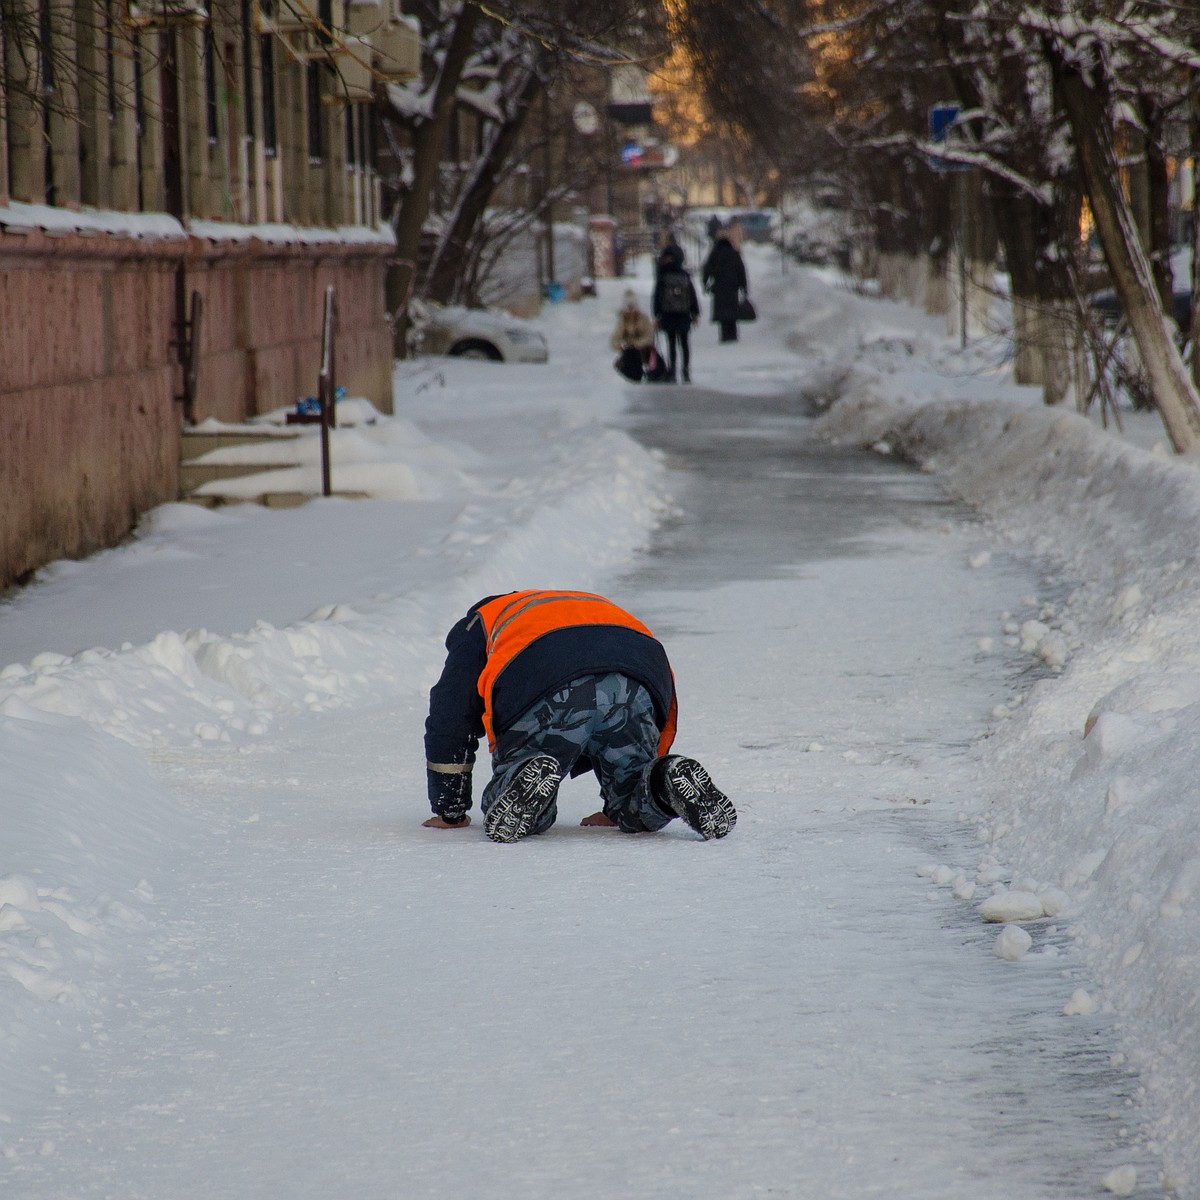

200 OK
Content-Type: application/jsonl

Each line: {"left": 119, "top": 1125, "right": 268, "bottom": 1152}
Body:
{"left": 0, "top": 403, "right": 670, "bottom": 1068}
{"left": 818, "top": 385, "right": 1200, "bottom": 1187}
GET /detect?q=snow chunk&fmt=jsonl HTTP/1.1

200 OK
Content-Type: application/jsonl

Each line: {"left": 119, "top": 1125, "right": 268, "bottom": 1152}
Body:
{"left": 1111, "top": 585, "right": 1142, "bottom": 618}
{"left": 1037, "top": 888, "right": 1070, "bottom": 917}
{"left": 1101, "top": 1164, "right": 1137, "bottom": 1195}
{"left": 1019, "top": 619, "right": 1049, "bottom": 652}
{"left": 995, "top": 925, "right": 1032, "bottom": 960}
{"left": 978, "top": 890, "right": 1045, "bottom": 922}
{"left": 1063, "top": 988, "right": 1099, "bottom": 1016}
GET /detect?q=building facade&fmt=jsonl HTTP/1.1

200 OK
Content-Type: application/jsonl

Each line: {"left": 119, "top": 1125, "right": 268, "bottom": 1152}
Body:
{"left": 1, "top": 0, "right": 418, "bottom": 591}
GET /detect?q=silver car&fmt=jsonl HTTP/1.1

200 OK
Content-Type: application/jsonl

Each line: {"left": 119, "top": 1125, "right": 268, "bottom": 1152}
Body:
{"left": 408, "top": 300, "right": 549, "bottom": 363}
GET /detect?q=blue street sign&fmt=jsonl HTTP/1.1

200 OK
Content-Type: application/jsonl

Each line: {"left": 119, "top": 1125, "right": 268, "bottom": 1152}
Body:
{"left": 928, "top": 103, "right": 969, "bottom": 172}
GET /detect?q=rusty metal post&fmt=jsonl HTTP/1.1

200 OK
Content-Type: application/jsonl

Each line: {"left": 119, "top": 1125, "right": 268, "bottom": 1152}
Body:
{"left": 318, "top": 284, "right": 336, "bottom": 497}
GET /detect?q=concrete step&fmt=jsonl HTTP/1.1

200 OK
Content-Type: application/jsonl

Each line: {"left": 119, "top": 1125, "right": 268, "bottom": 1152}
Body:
{"left": 181, "top": 428, "right": 303, "bottom": 459}
{"left": 179, "top": 461, "right": 299, "bottom": 491}
{"left": 185, "top": 490, "right": 371, "bottom": 510}
{"left": 179, "top": 423, "right": 368, "bottom": 510}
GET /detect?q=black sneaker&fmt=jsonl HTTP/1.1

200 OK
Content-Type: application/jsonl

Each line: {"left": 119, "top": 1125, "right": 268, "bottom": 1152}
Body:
{"left": 656, "top": 757, "right": 736, "bottom": 840}
{"left": 485, "top": 755, "right": 561, "bottom": 843}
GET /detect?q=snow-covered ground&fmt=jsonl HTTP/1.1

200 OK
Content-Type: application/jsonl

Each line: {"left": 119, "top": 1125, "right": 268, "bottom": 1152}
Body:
{"left": 2, "top": 244, "right": 1199, "bottom": 1196}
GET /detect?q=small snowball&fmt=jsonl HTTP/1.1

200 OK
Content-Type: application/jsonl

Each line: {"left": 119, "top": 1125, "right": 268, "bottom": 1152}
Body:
{"left": 1038, "top": 888, "right": 1070, "bottom": 917}
{"left": 976, "top": 637, "right": 995, "bottom": 652}
{"left": 1019, "top": 619, "right": 1049, "bottom": 652}
{"left": 995, "top": 925, "right": 1032, "bottom": 961}
{"left": 968, "top": 551, "right": 991, "bottom": 569}
{"left": 871, "top": 441, "right": 893, "bottom": 455}
{"left": 978, "top": 890, "right": 1044, "bottom": 922}
{"left": 916, "top": 865, "right": 938, "bottom": 879}
{"left": 1101, "top": 1164, "right": 1137, "bottom": 1195}
{"left": 931, "top": 865, "right": 956, "bottom": 886}
{"left": 1063, "top": 988, "right": 1098, "bottom": 1016}
{"left": 953, "top": 878, "right": 976, "bottom": 901}
{"left": 1037, "top": 634, "right": 1069, "bottom": 669}
{"left": 805, "top": 742, "right": 824, "bottom": 753}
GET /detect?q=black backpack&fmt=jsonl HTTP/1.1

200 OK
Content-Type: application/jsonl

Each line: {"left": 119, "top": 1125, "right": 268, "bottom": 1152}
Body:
{"left": 659, "top": 268, "right": 692, "bottom": 316}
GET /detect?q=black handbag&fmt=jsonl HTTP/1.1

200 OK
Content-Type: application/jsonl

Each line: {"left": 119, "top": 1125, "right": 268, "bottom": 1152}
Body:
{"left": 736, "top": 295, "right": 757, "bottom": 322}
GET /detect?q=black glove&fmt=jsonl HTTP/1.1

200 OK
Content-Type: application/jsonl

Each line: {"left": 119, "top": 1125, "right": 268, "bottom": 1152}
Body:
{"left": 428, "top": 767, "right": 472, "bottom": 824}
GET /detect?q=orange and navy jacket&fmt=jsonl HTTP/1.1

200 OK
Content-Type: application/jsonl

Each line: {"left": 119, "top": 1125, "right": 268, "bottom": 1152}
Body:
{"left": 425, "top": 590, "right": 677, "bottom": 780}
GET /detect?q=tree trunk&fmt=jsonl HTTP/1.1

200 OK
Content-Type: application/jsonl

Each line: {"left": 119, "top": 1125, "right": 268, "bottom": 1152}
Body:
{"left": 382, "top": 2, "right": 482, "bottom": 354}
{"left": 423, "top": 61, "right": 545, "bottom": 305}
{"left": 1047, "top": 37, "right": 1200, "bottom": 452}
{"left": 989, "top": 186, "right": 1076, "bottom": 400}
{"left": 1191, "top": 80, "right": 1200, "bottom": 389}
{"left": 1139, "top": 96, "right": 1175, "bottom": 313}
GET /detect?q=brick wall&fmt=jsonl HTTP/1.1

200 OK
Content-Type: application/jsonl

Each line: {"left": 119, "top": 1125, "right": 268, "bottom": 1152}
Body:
{"left": 0, "top": 228, "right": 394, "bottom": 592}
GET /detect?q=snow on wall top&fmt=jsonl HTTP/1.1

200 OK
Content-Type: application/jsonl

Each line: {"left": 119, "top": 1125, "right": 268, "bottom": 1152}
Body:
{"left": 0, "top": 201, "right": 395, "bottom": 246}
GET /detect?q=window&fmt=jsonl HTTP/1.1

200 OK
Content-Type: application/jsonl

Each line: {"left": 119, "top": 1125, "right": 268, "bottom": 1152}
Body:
{"left": 260, "top": 35, "right": 277, "bottom": 156}
{"left": 203, "top": 0, "right": 219, "bottom": 143}
{"left": 306, "top": 60, "right": 323, "bottom": 162}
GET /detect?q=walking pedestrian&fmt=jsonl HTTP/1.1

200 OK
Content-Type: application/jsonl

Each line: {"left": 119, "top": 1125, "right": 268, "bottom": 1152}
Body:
{"left": 652, "top": 243, "right": 700, "bottom": 383}
{"left": 702, "top": 231, "right": 749, "bottom": 343}
{"left": 422, "top": 589, "right": 737, "bottom": 843}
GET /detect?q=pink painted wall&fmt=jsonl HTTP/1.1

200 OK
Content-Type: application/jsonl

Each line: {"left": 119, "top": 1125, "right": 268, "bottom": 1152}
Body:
{"left": 0, "top": 228, "right": 395, "bottom": 592}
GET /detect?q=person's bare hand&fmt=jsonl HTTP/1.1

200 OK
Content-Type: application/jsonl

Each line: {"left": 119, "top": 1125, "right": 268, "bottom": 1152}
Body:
{"left": 580, "top": 811, "right": 617, "bottom": 828}
{"left": 422, "top": 815, "right": 472, "bottom": 829}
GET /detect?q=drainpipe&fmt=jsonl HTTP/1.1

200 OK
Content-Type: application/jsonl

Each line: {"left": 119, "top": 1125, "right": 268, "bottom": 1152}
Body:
{"left": 161, "top": 25, "right": 196, "bottom": 424}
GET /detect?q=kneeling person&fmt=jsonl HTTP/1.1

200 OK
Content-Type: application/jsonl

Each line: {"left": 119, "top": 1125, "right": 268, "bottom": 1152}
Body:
{"left": 423, "top": 589, "right": 736, "bottom": 843}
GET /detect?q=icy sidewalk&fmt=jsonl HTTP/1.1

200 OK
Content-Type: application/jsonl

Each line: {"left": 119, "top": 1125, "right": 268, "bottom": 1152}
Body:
{"left": 4, "top": 246, "right": 1200, "bottom": 1192}
{"left": 0, "top": 396, "right": 1160, "bottom": 1199}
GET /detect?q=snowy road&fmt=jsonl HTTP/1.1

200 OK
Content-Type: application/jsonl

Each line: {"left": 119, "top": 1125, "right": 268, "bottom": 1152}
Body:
{"left": 5, "top": 382, "right": 1160, "bottom": 1197}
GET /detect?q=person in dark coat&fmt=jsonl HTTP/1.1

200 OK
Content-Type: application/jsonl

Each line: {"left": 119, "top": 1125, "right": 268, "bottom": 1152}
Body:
{"left": 651, "top": 243, "right": 700, "bottom": 383}
{"left": 702, "top": 233, "right": 749, "bottom": 343}
{"left": 423, "top": 589, "right": 737, "bottom": 843}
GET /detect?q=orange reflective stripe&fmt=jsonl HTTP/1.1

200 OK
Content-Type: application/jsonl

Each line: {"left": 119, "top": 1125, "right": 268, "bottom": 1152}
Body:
{"left": 484, "top": 591, "right": 607, "bottom": 655}
{"left": 475, "top": 590, "right": 665, "bottom": 748}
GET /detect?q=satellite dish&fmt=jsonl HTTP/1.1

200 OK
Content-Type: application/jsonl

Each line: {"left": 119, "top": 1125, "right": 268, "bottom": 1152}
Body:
{"left": 573, "top": 101, "right": 599, "bottom": 136}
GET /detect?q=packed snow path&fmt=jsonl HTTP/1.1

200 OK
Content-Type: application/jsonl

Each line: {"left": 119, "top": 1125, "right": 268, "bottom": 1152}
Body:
{"left": 5, "top": 387, "right": 1160, "bottom": 1198}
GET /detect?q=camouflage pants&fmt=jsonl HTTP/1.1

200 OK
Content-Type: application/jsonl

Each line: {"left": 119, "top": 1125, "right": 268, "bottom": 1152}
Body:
{"left": 482, "top": 673, "right": 672, "bottom": 835}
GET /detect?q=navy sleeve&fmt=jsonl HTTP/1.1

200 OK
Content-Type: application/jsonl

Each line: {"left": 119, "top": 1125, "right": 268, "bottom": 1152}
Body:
{"left": 424, "top": 604, "right": 490, "bottom": 815}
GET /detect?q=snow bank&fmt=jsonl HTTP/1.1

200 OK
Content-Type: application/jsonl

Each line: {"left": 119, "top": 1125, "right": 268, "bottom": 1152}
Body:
{"left": 818, "top": 389, "right": 1200, "bottom": 1189}
{"left": 0, "top": 414, "right": 669, "bottom": 1065}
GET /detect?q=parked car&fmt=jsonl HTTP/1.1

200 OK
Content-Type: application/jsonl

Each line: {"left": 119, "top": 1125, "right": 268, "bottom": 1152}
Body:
{"left": 1090, "top": 285, "right": 1192, "bottom": 335}
{"left": 408, "top": 300, "right": 549, "bottom": 363}
{"left": 734, "top": 210, "right": 775, "bottom": 243}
